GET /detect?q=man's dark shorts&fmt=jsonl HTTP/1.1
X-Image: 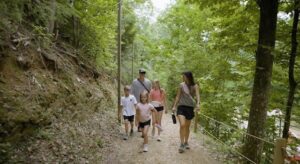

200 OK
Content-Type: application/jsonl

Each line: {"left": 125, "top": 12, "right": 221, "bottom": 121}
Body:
{"left": 123, "top": 115, "right": 134, "bottom": 122}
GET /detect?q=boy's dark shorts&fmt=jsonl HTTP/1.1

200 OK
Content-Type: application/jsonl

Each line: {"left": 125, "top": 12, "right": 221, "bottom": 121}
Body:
{"left": 123, "top": 115, "right": 134, "bottom": 122}
{"left": 139, "top": 119, "right": 151, "bottom": 129}
{"left": 177, "top": 105, "right": 194, "bottom": 120}
{"left": 155, "top": 106, "right": 164, "bottom": 112}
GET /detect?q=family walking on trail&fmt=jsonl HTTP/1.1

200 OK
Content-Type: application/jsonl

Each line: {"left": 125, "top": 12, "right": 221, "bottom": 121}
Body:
{"left": 119, "top": 69, "right": 200, "bottom": 153}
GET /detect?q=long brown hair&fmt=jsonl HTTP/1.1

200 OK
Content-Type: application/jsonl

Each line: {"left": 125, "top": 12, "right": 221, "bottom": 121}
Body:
{"left": 183, "top": 71, "right": 196, "bottom": 95}
{"left": 153, "top": 80, "right": 163, "bottom": 95}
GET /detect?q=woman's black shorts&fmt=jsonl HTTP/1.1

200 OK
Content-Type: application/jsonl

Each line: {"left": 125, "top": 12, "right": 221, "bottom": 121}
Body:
{"left": 139, "top": 119, "right": 151, "bottom": 129}
{"left": 155, "top": 106, "right": 164, "bottom": 112}
{"left": 177, "top": 105, "right": 194, "bottom": 120}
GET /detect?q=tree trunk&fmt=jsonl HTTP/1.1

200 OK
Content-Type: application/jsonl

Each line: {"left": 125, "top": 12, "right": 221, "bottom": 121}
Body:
{"left": 282, "top": 0, "right": 299, "bottom": 139}
{"left": 48, "top": 0, "right": 56, "bottom": 34}
{"left": 243, "top": 0, "right": 278, "bottom": 163}
{"left": 70, "top": 0, "right": 79, "bottom": 48}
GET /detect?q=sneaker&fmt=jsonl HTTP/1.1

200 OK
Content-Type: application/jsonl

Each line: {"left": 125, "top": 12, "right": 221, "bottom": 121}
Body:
{"left": 179, "top": 144, "right": 185, "bottom": 153}
{"left": 143, "top": 144, "right": 148, "bottom": 152}
{"left": 157, "top": 136, "right": 161, "bottom": 142}
{"left": 184, "top": 143, "right": 190, "bottom": 149}
{"left": 155, "top": 124, "right": 163, "bottom": 132}
{"left": 123, "top": 135, "right": 128, "bottom": 140}
{"left": 130, "top": 129, "right": 133, "bottom": 136}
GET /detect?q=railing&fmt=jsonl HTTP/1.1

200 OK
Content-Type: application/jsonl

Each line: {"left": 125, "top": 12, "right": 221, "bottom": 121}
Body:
{"left": 201, "top": 127, "right": 257, "bottom": 163}
{"left": 198, "top": 112, "right": 276, "bottom": 164}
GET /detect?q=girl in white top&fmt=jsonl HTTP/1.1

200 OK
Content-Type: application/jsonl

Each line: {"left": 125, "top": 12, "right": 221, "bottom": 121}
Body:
{"left": 136, "top": 91, "right": 158, "bottom": 152}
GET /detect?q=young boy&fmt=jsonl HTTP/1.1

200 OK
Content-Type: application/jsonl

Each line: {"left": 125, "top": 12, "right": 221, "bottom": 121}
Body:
{"left": 121, "top": 85, "right": 137, "bottom": 140}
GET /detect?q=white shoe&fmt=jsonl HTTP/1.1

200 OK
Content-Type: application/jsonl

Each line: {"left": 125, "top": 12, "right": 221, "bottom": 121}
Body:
{"left": 155, "top": 124, "right": 163, "bottom": 132}
{"left": 184, "top": 143, "right": 190, "bottom": 149}
{"left": 143, "top": 144, "right": 148, "bottom": 152}
{"left": 123, "top": 135, "right": 128, "bottom": 140}
{"left": 157, "top": 136, "right": 161, "bottom": 142}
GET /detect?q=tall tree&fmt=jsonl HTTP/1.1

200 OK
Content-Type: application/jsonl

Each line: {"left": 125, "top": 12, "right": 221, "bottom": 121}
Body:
{"left": 48, "top": 0, "right": 56, "bottom": 34}
{"left": 243, "top": 0, "right": 279, "bottom": 163}
{"left": 282, "top": 0, "right": 299, "bottom": 139}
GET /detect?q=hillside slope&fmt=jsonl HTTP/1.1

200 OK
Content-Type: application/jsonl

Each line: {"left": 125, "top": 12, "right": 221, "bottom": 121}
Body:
{"left": 0, "top": 37, "right": 119, "bottom": 163}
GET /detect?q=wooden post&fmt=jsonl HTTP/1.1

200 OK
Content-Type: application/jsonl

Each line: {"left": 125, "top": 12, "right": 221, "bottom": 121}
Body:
{"left": 194, "top": 112, "right": 198, "bottom": 133}
{"left": 272, "top": 138, "right": 287, "bottom": 164}
{"left": 132, "top": 43, "right": 134, "bottom": 81}
{"left": 117, "top": 0, "right": 122, "bottom": 124}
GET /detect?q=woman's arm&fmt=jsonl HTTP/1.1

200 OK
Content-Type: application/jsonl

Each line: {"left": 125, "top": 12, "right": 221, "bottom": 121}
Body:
{"left": 172, "top": 86, "right": 182, "bottom": 112}
{"left": 195, "top": 84, "right": 200, "bottom": 111}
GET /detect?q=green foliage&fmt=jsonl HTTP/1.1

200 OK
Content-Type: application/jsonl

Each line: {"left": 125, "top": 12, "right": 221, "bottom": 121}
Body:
{"left": 0, "top": 0, "right": 123, "bottom": 70}
{"left": 73, "top": 0, "right": 117, "bottom": 68}
{"left": 32, "top": 25, "right": 53, "bottom": 48}
{"left": 130, "top": 0, "right": 299, "bottom": 162}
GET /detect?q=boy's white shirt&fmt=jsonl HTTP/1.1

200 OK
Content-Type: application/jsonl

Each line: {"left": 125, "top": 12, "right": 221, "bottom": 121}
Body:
{"left": 121, "top": 94, "right": 137, "bottom": 116}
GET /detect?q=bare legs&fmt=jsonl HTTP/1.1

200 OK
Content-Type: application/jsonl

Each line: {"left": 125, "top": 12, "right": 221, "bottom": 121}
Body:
{"left": 142, "top": 125, "right": 150, "bottom": 144}
{"left": 185, "top": 119, "right": 191, "bottom": 144}
{"left": 157, "top": 111, "right": 163, "bottom": 136}
{"left": 124, "top": 120, "right": 129, "bottom": 135}
{"left": 178, "top": 115, "right": 191, "bottom": 144}
{"left": 142, "top": 125, "right": 150, "bottom": 152}
{"left": 124, "top": 120, "right": 134, "bottom": 135}
{"left": 152, "top": 110, "right": 163, "bottom": 138}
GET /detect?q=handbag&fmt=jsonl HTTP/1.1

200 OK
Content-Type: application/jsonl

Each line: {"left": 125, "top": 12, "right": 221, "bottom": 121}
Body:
{"left": 172, "top": 112, "right": 177, "bottom": 124}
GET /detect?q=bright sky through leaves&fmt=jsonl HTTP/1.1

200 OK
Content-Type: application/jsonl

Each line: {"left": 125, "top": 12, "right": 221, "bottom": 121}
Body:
{"left": 150, "top": 0, "right": 174, "bottom": 22}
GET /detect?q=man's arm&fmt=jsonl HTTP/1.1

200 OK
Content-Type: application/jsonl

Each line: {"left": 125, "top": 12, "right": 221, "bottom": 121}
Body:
{"left": 130, "top": 81, "right": 135, "bottom": 95}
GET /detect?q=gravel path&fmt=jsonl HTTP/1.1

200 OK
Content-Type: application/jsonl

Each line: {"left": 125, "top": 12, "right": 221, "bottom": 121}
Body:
{"left": 107, "top": 113, "right": 220, "bottom": 164}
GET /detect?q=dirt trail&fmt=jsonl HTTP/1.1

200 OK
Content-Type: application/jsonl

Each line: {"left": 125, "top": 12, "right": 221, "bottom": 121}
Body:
{"left": 106, "top": 113, "right": 220, "bottom": 164}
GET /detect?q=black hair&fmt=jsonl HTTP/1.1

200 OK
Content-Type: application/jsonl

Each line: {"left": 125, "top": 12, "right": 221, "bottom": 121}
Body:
{"left": 182, "top": 71, "right": 195, "bottom": 86}
{"left": 182, "top": 71, "right": 196, "bottom": 95}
